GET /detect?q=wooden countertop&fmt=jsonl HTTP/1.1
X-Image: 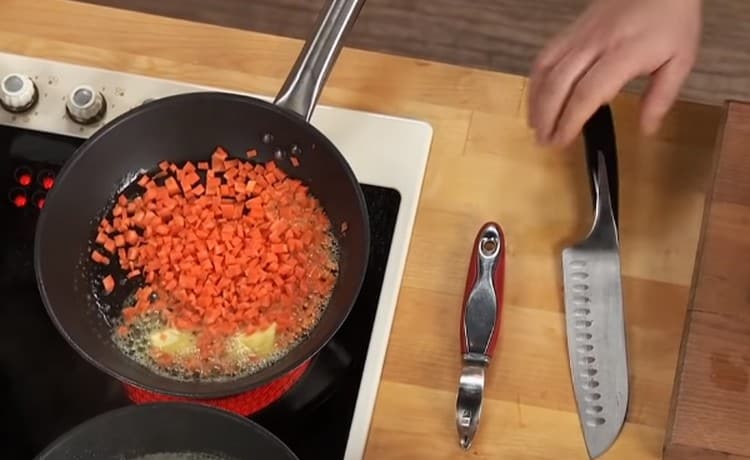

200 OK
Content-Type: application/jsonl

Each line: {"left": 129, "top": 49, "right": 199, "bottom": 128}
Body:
{"left": 0, "top": 1, "right": 727, "bottom": 458}
{"left": 664, "top": 101, "right": 750, "bottom": 460}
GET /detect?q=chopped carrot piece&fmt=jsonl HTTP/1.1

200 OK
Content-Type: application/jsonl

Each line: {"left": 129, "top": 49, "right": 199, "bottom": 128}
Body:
{"left": 103, "top": 239, "right": 116, "bottom": 254}
{"left": 164, "top": 177, "right": 180, "bottom": 196}
{"left": 91, "top": 249, "right": 110, "bottom": 265}
{"left": 184, "top": 171, "right": 201, "bottom": 187}
{"left": 192, "top": 184, "right": 205, "bottom": 196}
{"left": 125, "top": 230, "right": 139, "bottom": 245}
{"left": 213, "top": 147, "right": 228, "bottom": 160}
{"left": 89, "top": 146, "right": 339, "bottom": 377}
{"left": 95, "top": 231, "right": 108, "bottom": 245}
{"left": 102, "top": 275, "right": 115, "bottom": 294}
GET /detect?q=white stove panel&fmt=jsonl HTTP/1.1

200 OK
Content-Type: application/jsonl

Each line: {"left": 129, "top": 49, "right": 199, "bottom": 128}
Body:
{"left": 0, "top": 51, "right": 434, "bottom": 460}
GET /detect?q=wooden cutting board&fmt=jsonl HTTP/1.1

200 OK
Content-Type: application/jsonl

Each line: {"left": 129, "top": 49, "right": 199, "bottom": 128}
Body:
{"left": 664, "top": 102, "right": 750, "bottom": 460}
{"left": 0, "top": 1, "right": 732, "bottom": 458}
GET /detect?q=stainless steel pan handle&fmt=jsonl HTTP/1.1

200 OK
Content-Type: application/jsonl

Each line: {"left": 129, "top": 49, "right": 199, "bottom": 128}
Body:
{"left": 274, "top": 0, "right": 366, "bottom": 121}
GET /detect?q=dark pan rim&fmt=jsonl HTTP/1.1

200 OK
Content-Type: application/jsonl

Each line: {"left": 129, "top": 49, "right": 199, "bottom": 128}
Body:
{"left": 34, "top": 91, "right": 371, "bottom": 398}
{"left": 34, "top": 401, "right": 300, "bottom": 460}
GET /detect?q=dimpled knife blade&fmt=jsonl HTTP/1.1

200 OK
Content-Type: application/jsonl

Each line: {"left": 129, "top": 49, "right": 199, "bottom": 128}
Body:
{"left": 562, "top": 105, "right": 629, "bottom": 459}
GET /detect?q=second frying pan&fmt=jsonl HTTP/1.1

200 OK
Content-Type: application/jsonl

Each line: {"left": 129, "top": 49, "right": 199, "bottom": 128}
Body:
{"left": 35, "top": 402, "right": 299, "bottom": 460}
{"left": 34, "top": 0, "right": 370, "bottom": 398}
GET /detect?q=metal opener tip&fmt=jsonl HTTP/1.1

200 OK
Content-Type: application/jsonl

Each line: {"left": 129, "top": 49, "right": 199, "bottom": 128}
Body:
{"left": 459, "top": 434, "right": 472, "bottom": 450}
{"left": 456, "top": 365, "right": 485, "bottom": 451}
{"left": 456, "top": 404, "right": 478, "bottom": 450}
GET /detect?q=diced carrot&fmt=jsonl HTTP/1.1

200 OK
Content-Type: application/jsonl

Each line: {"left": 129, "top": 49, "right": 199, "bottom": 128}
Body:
{"left": 102, "top": 275, "right": 115, "bottom": 294}
{"left": 192, "top": 184, "right": 205, "bottom": 196}
{"left": 184, "top": 171, "right": 200, "bottom": 187}
{"left": 271, "top": 243, "right": 288, "bottom": 254}
{"left": 125, "top": 230, "right": 139, "bottom": 245}
{"left": 211, "top": 151, "right": 225, "bottom": 171}
{"left": 91, "top": 249, "right": 110, "bottom": 265}
{"left": 143, "top": 188, "right": 158, "bottom": 202}
{"left": 103, "top": 238, "right": 116, "bottom": 254}
{"left": 88, "top": 146, "right": 339, "bottom": 376}
{"left": 213, "top": 147, "right": 228, "bottom": 159}
{"left": 164, "top": 177, "right": 180, "bottom": 196}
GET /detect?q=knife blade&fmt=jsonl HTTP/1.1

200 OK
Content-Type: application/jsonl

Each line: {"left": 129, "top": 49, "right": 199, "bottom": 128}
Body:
{"left": 456, "top": 222, "right": 506, "bottom": 450}
{"left": 562, "top": 105, "right": 629, "bottom": 459}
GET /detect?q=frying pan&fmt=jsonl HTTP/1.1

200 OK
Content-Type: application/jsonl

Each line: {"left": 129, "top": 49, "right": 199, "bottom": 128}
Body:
{"left": 34, "top": 0, "right": 370, "bottom": 398}
{"left": 35, "top": 402, "right": 299, "bottom": 459}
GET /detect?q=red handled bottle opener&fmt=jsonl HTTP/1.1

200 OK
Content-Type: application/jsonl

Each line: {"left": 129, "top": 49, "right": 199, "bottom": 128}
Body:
{"left": 456, "top": 222, "right": 505, "bottom": 450}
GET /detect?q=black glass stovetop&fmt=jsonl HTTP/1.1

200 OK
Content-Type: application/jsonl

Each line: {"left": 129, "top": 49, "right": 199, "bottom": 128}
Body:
{"left": 0, "top": 126, "right": 401, "bottom": 460}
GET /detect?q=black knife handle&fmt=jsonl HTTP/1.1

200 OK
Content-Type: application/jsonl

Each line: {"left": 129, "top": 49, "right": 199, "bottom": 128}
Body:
{"left": 582, "top": 104, "right": 619, "bottom": 227}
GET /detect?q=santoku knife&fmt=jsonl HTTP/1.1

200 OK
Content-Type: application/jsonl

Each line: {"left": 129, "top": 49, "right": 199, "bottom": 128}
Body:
{"left": 561, "top": 105, "right": 629, "bottom": 459}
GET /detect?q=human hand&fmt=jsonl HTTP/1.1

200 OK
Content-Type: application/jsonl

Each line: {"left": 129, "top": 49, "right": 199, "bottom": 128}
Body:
{"left": 527, "top": 0, "right": 703, "bottom": 147}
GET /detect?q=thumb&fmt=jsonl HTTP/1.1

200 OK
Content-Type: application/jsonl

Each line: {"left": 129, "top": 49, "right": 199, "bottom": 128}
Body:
{"left": 640, "top": 57, "right": 693, "bottom": 135}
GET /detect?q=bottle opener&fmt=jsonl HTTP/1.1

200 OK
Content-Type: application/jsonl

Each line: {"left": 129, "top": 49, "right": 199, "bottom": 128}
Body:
{"left": 456, "top": 222, "right": 505, "bottom": 450}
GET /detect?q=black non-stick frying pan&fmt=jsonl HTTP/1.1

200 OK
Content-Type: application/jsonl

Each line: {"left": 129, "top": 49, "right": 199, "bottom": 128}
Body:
{"left": 35, "top": 402, "right": 299, "bottom": 460}
{"left": 34, "top": 0, "right": 370, "bottom": 398}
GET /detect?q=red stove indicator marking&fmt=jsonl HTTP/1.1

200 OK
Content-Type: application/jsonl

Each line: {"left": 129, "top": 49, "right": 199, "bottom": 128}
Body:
{"left": 13, "top": 194, "right": 28, "bottom": 208}
{"left": 18, "top": 173, "right": 32, "bottom": 186}
{"left": 31, "top": 191, "right": 47, "bottom": 209}
{"left": 41, "top": 176, "right": 55, "bottom": 190}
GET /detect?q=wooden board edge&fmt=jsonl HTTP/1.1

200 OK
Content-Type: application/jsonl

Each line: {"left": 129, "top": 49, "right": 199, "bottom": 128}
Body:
{"left": 662, "top": 100, "right": 730, "bottom": 456}
{"left": 664, "top": 442, "right": 750, "bottom": 460}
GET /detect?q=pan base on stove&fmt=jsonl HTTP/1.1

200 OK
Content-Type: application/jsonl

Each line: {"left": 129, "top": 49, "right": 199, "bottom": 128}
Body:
{"left": 129, "top": 453, "right": 235, "bottom": 460}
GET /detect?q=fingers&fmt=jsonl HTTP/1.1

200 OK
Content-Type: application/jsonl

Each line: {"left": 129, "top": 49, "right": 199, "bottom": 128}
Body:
{"left": 527, "top": 27, "right": 578, "bottom": 127}
{"left": 639, "top": 56, "right": 692, "bottom": 135}
{"left": 530, "top": 45, "right": 601, "bottom": 144}
{"left": 547, "top": 44, "right": 650, "bottom": 146}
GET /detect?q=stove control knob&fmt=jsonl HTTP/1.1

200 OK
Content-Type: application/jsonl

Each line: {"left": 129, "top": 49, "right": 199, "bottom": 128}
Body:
{"left": 66, "top": 85, "right": 106, "bottom": 124}
{"left": 0, "top": 73, "right": 38, "bottom": 113}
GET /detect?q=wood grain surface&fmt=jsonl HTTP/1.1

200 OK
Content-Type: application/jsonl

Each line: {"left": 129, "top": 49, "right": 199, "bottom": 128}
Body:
{"left": 78, "top": 0, "right": 750, "bottom": 106}
{"left": 0, "top": 1, "right": 727, "bottom": 458}
{"left": 664, "top": 103, "right": 750, "bottom": 460}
